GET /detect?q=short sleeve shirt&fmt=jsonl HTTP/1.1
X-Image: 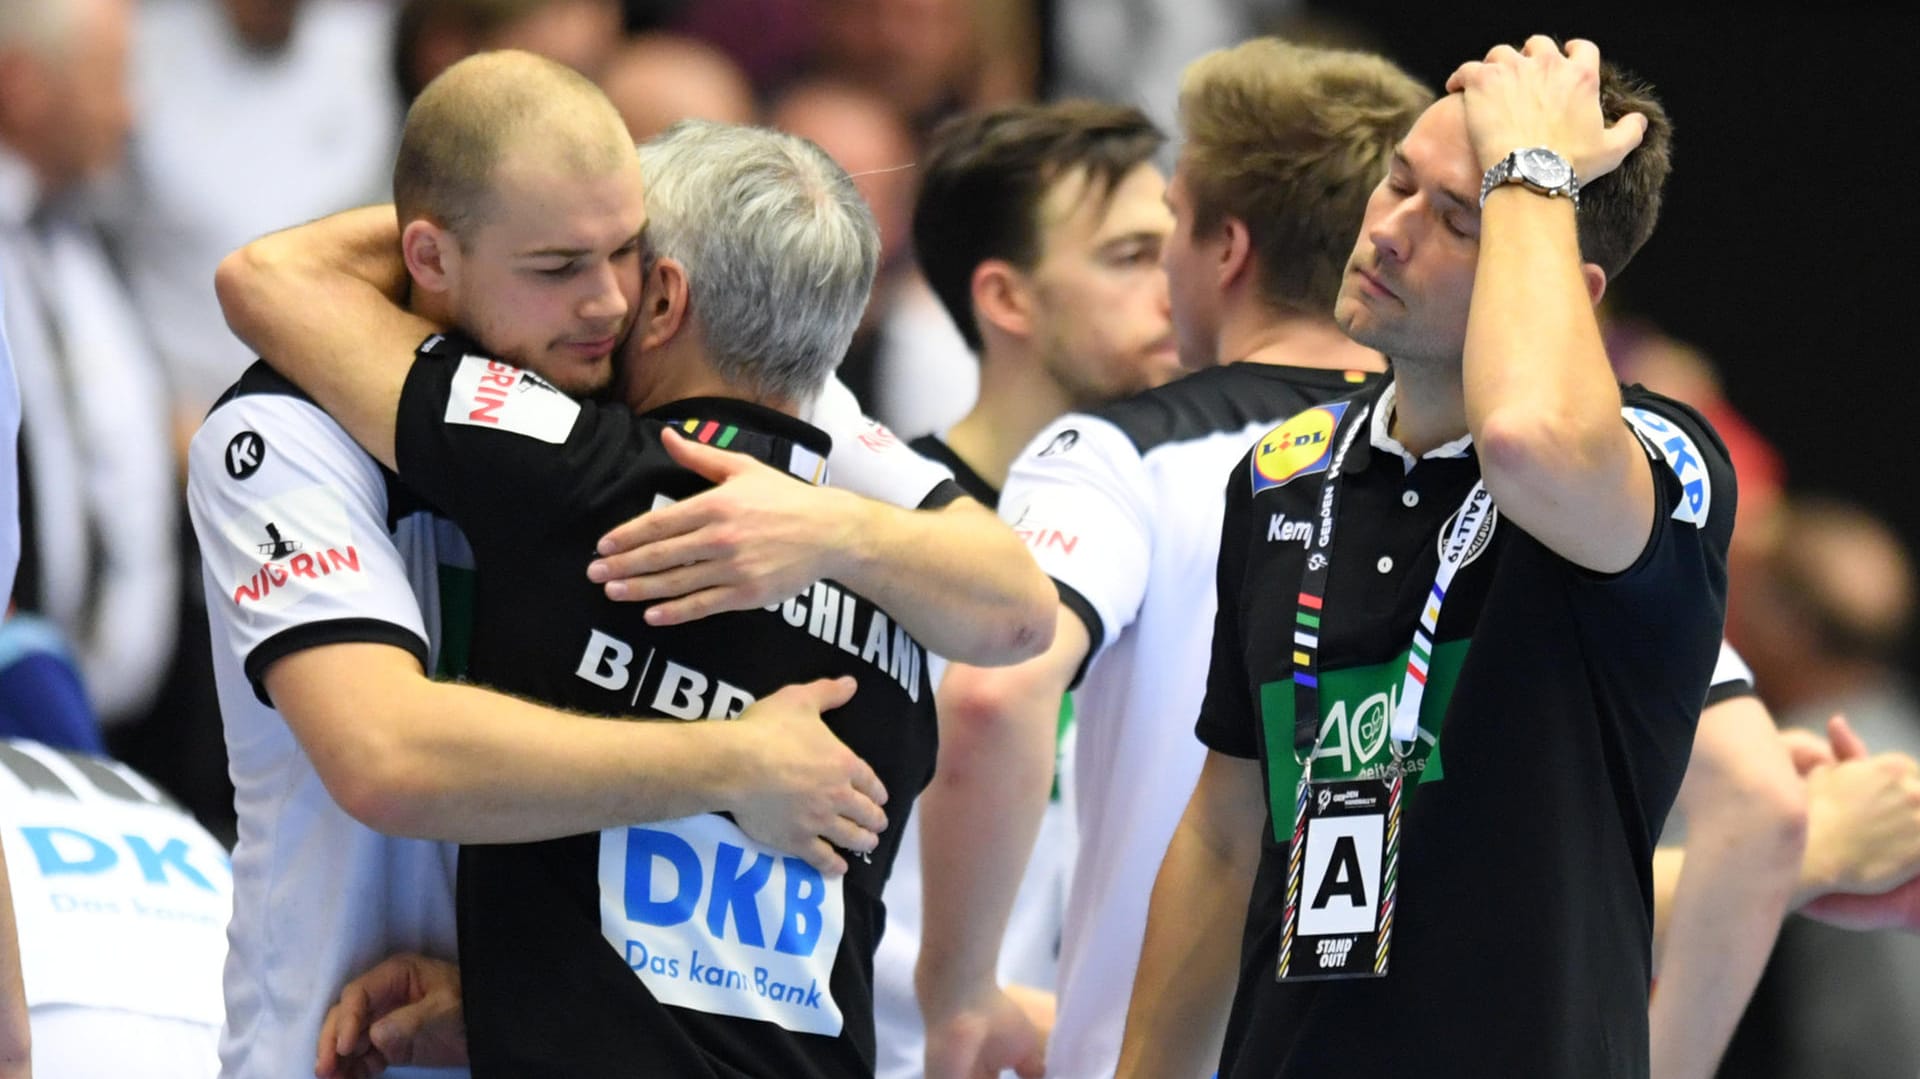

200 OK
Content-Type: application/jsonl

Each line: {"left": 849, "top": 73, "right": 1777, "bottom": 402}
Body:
{"left": 187, "top": 363, "right": 469, "bottom": 1079}
{"left": 1196, "top": 379, "right": 1736, "bottom": 1078}
{"left": 393, "top": 334, "right": 939, "bottom": 1079}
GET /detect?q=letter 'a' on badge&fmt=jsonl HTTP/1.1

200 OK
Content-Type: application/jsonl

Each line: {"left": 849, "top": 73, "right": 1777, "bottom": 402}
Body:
{"left": 1252, "top": 402, "right": 1351, "bottom": 494}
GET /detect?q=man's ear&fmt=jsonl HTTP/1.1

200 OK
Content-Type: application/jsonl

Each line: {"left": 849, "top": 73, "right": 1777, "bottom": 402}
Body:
{"left": 1582, "top": 263, "right": 1608, "bottom": 307}
{"left": 971, "top": 259, "right": 1033, "bottom": 344}
{"left": 401, "top": 220, "right": 457, "bottom": 295}
{"left": 634, "top": 255, "right": 691, "bottom": 352}
{"left": 1217, "top": 215, "right": 1254, "bottom": 292}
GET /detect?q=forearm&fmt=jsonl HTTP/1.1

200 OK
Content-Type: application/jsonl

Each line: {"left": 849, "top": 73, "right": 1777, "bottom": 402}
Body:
{"left": 1465, "top": 193, "right": 1618, "bottom": 451}
{"left": 1651, "top": 694, "right": 1807, "bottom": 1079}
{"left": 214, "top": 205, "right": 429, "bottom": 469}
{"left": 1649, "top": 816, "right": 1802, "bottom": 1079}
{"left": 1464, "top": 194, "right": 1647, "bottom": 570}
{"left": 1650, "top": 847, "right": 1684, "bottom": 955}
{"left": 838, "top": 498, "right": 1054, "bottom": 666}
{"left": 1116, "top": 755, "right": 1263, "bottom": 1078}
{"left": 0, "top": 848, "right": 30, "bottom": 1078}
{"left": 916, "top": 653, "right": 1068, "bottom": 1015}
{"left": 275, "top": 653, "right": 749, "bottom": 843}
{"left": 361, "top": 680, "right": 753, "bottom": 842}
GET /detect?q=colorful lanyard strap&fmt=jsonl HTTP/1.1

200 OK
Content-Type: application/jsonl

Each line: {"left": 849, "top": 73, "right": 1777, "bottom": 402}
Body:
{"left": 1290, "top": 403, "right": 1491, "bottom": 776}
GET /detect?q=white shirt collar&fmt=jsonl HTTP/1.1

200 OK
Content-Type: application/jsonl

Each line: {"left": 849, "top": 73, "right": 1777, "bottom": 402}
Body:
{"left": 1369, "top": 380, "right": 1475, "bottom": 471}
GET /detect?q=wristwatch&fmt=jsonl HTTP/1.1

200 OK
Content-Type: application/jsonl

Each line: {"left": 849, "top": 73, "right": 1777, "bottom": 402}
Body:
{"left": 1479, "top": 147, "right": 1580, "bottom": 209}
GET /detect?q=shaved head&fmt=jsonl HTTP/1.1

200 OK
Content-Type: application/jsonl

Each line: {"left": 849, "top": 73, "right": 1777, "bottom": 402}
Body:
{"left": 393, "top": 48, "right": 636, "bottom": 239}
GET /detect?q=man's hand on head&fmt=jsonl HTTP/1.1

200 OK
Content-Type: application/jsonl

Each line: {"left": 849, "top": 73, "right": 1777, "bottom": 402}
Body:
{"left": 1444, "top": 35, "right": 1647, "bottom": 179}
{"left": 588, "top": 428, "right": 867, "bottom": 623}
{"left": 722, "top": 676, "right": 887, "bottom": 876}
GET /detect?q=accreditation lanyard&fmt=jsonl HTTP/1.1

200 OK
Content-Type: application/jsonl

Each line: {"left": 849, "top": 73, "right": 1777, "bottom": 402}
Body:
{"left": 1289, "top": 405, "right": 1493, "bottom": 775}
{"left": 1275, "top": 404, "right": 1492, "bottom": 982}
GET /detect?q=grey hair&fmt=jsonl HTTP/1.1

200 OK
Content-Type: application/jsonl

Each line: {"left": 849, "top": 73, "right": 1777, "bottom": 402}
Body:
{"left": 0, "top": 0, "right": 81, "bottom": 56}
{"left": 637, "top": 120, "right": 880, "bottom": 404}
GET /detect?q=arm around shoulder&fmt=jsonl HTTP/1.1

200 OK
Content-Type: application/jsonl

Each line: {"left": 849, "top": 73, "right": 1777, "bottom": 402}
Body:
{"left": 214, "top": 206, "right": 436, "bottom": 470}
{"left": 841, "top": 495, "right": 1056, "bottom": 666}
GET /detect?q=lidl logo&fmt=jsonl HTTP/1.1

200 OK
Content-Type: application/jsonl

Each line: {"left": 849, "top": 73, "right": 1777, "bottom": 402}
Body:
{"left": 1252, "top": 402, "right": 1351, "bottom": 494}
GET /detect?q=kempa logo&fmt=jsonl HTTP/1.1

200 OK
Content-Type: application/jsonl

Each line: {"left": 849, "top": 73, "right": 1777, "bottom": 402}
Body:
{"left": 225, "top": 431, "right": 266, "bottom": 480}
{"left": 1267, "top": 513, "right": 1311, "bottom": 546}
{"left": 1038, "top": 429, "right": 1079, "bottom": 457}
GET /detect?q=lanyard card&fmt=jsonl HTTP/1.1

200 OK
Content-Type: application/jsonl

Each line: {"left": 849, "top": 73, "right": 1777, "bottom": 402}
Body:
{"left": 1277, "top": 770, "right": 1404, "bottom": 982}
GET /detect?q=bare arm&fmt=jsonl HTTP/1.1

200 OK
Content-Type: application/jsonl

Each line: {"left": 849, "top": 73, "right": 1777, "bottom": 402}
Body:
{"left": 0, "top": 843, "right": 29, "bottom": 1079}
{"left": 590, "top": 430, "right": 1057, "bottom": 666}
{"left": 1116, "top": 751, "right": 1266, "bottom": 1078}
{"left": 1648, "top": 695, "right": 1806, "bottom": 1079}
{"left": 214, "top": 206, "right": 428, "bottom": 471}
{"left": 1452, "top": 38, "right": 1657, "bottom": 573}
{"left": 916, "top": 608, "right": 1086, "bottom": 1078}
{"left": 264, "top": 642, "right": 885, "bottom": 872}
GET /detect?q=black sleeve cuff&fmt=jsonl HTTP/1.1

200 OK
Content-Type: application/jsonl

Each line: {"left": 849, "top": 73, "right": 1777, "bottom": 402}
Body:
{"left": 1053, "top": 579, "right": 1105, "bottom": 690}
{"left": 918, "top": 478, "right": 969, "bottom": 511}
{"left": 244, "top": 618, "right": 432, "bottom": 707}
{"left": 1704, "top": 677, "right": 1756, "bottom": 707}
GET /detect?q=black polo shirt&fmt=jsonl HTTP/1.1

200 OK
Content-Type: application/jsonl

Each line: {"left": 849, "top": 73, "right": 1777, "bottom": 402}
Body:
{"left": 392, "top": 333, "right": 939, "bottom": 1079}
{"left": 1196, "top": 377, "right": 1735, "bottom": 1078}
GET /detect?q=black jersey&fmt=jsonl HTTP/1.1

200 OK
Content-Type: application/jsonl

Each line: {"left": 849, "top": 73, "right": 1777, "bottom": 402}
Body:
{"left": 392, "top": 333, "right": 939, "bottom": 1079}
{"left": 1196, "top": 379, "right": 1735, "bottom": 1077}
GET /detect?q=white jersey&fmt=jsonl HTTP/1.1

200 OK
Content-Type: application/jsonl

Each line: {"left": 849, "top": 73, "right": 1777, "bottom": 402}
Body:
{"left": 996, "top": 363, "right": 1377, "bottom": 1078}
{"left": 189, "top": 364, "right": 470, "bottom": 1079}
{"left": 0, "top": 737, "right": 229, "bottom": 1076}
{"left": 808, "top": 375, "right": 958, "bottom": 509}
{"left": 188, "top": 365, "right": 948, "bottom": 1079}
{"left": 872, "top": 433, "right": 1074, "bottom": 1079}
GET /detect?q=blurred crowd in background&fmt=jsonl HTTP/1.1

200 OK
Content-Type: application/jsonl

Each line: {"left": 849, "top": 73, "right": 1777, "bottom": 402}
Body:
{"left": 1, "top": 2, "right": 1914, "bottom": 1077}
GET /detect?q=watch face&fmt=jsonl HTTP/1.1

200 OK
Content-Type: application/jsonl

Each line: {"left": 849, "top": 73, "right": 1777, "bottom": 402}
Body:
{"left": 1519, "top": 148, "right": 1572, "bottom": 187}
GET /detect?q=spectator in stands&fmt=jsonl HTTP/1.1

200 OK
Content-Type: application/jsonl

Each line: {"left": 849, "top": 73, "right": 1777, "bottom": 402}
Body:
{"left": 0, "top": 0, "right": 179, "bottom": 729}
{"left": 600, "top": 32, "right": 757, "bottom": 142}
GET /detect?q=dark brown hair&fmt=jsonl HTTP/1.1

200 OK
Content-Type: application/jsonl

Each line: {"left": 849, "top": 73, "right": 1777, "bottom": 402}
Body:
{"left": 913, "top": 100, "right": 1165, "bottom": 351}
{"left": 1577, "top": 61, "right": 1673, "bottom": 280}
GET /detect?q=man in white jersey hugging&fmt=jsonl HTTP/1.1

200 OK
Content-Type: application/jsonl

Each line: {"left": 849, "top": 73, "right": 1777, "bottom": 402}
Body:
{"left": 192, "top": 50, "right": 1050, "bottom": 1079}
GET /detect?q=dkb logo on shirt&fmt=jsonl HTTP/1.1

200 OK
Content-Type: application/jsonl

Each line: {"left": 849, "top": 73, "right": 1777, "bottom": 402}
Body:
{"left": 598, "top": 813, "right": 847, "bottom": 1036}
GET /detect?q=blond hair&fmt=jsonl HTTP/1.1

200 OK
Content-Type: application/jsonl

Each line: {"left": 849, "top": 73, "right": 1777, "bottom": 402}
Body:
{"left": 1178, "top": 38, "right": 1430, "bottom": 317}
{"left": 392, "top": 49, "right": 633, "bottom": 239}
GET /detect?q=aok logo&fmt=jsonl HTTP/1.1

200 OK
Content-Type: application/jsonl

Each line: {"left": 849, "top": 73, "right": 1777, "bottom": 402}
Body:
{"left": 619, "top": 827, "right": 832, "bottom": 958}
{"left": 1252, "top": 402, "right": 1351, "bottom": 494}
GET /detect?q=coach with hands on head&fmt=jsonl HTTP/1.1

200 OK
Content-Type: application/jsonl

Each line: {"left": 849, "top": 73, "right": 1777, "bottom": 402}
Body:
{"left": 1120, "top": 36, "right": 1735, "bottom": 1078}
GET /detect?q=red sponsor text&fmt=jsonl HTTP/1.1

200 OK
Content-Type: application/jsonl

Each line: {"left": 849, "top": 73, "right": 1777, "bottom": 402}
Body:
{"left": 232, "top": 547, "right": 364, "bottom": 605}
